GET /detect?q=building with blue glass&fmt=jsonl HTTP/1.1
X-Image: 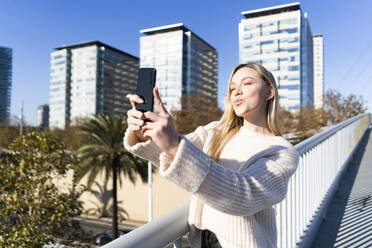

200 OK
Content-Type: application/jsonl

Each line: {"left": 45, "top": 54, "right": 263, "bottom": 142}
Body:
{"left": 36, "top": 104, "right": 49, "bottom": 129}
{"left": 0, "top": 47, "right": 12, "bottom": 122}
{"left": 239, "top": 2, "right": 314, "bottom": 111}
{"left": 140, "top": 23, "right": 218, "bottom": 111}
{"left": 49, "top": 41, "right": 138, "bottom": 129}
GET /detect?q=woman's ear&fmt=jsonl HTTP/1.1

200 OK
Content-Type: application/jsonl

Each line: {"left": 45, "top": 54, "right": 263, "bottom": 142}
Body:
{"left": 266, "top": 85, "right": 275, "bottom": 101}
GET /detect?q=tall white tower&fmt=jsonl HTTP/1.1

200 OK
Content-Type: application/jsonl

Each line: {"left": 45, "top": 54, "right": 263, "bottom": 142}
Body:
{"left": 313, "top": 34, "right": 324, "bottom": 109}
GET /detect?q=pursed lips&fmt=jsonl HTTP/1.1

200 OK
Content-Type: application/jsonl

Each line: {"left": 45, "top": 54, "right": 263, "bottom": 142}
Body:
{"left": 233, "top": 99, "right": 244, "bottom": 106}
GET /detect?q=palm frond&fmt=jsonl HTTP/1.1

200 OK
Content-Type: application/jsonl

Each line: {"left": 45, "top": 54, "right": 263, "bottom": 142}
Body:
{"left": 86, "top": 165, "right": 102, "bottom": 189}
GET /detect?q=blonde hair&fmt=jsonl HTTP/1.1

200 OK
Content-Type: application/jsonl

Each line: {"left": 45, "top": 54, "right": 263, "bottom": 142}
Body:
{"left": 207, "top": 63, "right": 281, "bottom": 161}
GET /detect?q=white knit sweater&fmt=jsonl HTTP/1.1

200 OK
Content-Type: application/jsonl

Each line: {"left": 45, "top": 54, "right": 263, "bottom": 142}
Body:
{"left": 123, "top": 121, "right": 299, "bottom": 248}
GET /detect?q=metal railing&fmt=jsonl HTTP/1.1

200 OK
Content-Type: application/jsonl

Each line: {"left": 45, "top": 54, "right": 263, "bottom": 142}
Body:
{"left": 103, "top": 113, "right": 371, "bottom": 248}
{"left": 103, "top": 203, "right": 189, "bottom": 248}
{"left": 286, "top": 113, "right": 370, "bottom": 247}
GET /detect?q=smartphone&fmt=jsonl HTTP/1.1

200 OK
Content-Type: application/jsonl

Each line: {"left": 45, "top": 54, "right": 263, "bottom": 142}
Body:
{"left": 135, "top": 68, "right": 157, "bottom": 113}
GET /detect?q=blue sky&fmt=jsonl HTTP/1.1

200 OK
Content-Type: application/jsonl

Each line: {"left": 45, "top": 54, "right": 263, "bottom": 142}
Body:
{"left": 1, "top": 0, "right": 372, "bottom": 125}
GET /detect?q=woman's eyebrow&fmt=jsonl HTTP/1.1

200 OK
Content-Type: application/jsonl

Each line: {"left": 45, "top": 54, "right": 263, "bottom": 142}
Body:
{"left": 241, "top": 76, "right": 255, "bottom": 82}
{"left": 231, "top": 76, "right": 255, "bottom": 85}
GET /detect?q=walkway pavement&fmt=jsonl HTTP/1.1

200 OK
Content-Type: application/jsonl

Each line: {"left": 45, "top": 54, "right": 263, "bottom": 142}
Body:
{"left": 311, "top": 127, "right": 372, "bottom": 247}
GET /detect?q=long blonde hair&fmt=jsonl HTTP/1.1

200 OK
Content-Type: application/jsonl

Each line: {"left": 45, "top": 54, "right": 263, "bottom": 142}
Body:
{"left": 207, "top": 63, "right": 281, "bottom": 161}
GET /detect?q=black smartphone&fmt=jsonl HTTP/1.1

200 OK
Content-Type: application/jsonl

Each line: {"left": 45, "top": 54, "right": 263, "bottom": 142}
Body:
{"left": 135, "top": 68, "right": 157, "bottom": 113}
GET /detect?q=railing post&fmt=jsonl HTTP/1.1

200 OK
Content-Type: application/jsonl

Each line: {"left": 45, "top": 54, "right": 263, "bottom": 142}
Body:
{"left": 148, "top": 161, "right": 152, "bottom": 222}
{"left": 173, "top": 237, "right": 182, "bottom": 248}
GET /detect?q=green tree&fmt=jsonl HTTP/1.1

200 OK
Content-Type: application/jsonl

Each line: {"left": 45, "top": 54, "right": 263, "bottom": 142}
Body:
{"left": 74, "top": 114, "right": 149, "bottom": 240}
{"left": 0, "top": 132, "right": 87, "bottom": 247}
{"left": 0, "top": 122, "right": 35, "bottom": 149}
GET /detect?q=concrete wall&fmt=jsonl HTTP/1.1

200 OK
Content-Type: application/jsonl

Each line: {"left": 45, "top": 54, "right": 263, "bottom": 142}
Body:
{"left": 54, "top": 168, "right": 191, "bottom": 223}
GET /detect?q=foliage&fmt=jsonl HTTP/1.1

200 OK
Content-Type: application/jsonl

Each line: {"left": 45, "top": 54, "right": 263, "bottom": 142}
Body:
{"left": 0, "top": 123, "right": 35, "bottom": 149}
{"left": 278, "top": 89, "right": 367, "bottom": 144}
{"left": 0, "top": 132, "right": 88, "bottom": 247}
{"left": 46, "top": 123, "right": 91, "bottom": 152}
{"left": 74, "top": 113, "right": 149, "bottom": 239}
{"left": 293, "top": 106, "right": 328, "bottom": 142}
{"left": 278, "top": 108, "right": 296, "bottom": 135}
{"left": 323, "top": 89, "right": 367, "bottom": 124}
{"left": 172, "top": 92, "right": 223, "bottom": 134}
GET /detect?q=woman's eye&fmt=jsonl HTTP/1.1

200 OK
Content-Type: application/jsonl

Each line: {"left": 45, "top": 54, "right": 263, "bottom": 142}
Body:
{"left": 230, "top": 88, "right": 235, "bottom": 91}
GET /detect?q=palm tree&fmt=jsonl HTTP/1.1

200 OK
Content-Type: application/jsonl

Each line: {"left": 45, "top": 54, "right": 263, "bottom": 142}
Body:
{"left": 85, "top": 181, "right": 129, "bottom": 221}
{"left": 74, "top": 113, "right": 149, "bottom": 240}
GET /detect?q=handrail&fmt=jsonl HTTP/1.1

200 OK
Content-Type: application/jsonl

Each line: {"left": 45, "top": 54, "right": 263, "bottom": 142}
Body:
{"left": 103, "top": 113, "right": 371, "bottom": 248}
{"left": 293, "top": 113, "right": 370, "bottom": 247}
{"left": 102, "top": 203, "right": 189, "bottom": 248}
{"left": 295, "top": 114, "right": 368, "bottom": 155}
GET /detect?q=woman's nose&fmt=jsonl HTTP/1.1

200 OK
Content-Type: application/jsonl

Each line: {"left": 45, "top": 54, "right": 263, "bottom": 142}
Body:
{"left": 234, "top": 89, "right": 242, "bottom": 96}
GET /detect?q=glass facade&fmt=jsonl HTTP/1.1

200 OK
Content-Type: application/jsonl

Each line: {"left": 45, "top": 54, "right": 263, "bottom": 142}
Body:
{"left": 140, "top": 32, "right": 184, "bottom": 110}
{"left": 0, "top": 47, "right": 12, "bottom": 122}
{"left": 239, "top": 3, "right": 314, "bottom": 111}
{"left": 140, "top": 24, "right": 217, "bottom": 111}
{"left": 49, "top": 41, "right": 138, "bottom": 129}
{"left": 36, "top": 104, "right": 49, "bottom": 129}
{"left": 187, "top": 33, "right": 218, "bottom": 104}
{"left": 49, "top": 49, "right": 71, "bottom": 128}
{"left": 300, "top": 13, "right": 314, "bottom": 108}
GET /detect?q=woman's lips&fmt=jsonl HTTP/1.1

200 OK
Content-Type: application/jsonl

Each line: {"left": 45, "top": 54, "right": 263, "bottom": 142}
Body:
{"left": 233, "top": 99, "right": 243, "bottom": 106}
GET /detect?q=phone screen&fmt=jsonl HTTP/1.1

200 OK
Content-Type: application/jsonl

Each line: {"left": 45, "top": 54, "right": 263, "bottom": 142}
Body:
{"left": 135, "top": 68, "right": 157, "bottom": 113}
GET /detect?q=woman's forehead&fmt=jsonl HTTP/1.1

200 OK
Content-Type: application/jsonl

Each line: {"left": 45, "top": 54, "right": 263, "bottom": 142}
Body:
{"left": 232, "top": 67, "right": 260, "bottom": 82}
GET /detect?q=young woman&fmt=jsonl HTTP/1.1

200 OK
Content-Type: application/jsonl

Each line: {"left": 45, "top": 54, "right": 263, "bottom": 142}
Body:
{"left": 124, "top": 63, "right": 299, "bottom": 248}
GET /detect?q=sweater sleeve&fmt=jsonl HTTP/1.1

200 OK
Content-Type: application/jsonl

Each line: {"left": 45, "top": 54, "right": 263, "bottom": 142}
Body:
{"left": 123, "top": 121, "right": 219, "bottom": 167}
{"left": 158, "top": 136, "right": 299, "bottom": 216}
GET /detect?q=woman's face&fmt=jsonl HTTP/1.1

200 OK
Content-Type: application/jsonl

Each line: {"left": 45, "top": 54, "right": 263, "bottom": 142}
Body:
{"left": 229, "top": 67, "right": 272, "bottom": 119}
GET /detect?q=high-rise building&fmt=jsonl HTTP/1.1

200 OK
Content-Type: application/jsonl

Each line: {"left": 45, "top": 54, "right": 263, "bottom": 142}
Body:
{"left": 239, "top": 2, "right": 314, "bottom": 111}
{"left": 36, "top": 104, "right": 49, "bottom": 129}
{"left": 49, "top": 41, "right": 138, "bottom": 129}
{"left": 140, "top": 23, "right": 218, "bottom": 111}
{"left": 313, "top": 34, "right": 324, "bottom": 109}
{"left": 0, "top": 47, "right": 12, "bottom": 122}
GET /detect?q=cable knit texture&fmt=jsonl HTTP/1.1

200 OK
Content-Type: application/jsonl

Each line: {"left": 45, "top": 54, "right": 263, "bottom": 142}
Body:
{"left": 123, "top": 121, "right": 299, "bottom": 248}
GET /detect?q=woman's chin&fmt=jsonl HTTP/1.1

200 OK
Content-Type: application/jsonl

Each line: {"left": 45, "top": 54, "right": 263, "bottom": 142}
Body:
{"left": 233, "top": 109, "right": 245, "bottom": 117}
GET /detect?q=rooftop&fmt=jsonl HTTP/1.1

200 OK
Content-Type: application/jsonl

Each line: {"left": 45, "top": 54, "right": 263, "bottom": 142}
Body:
{"left": 241, "top": 2, "right": 301, "bottom": 19}
{"left": 55, "top": 40, "right": 139, "bottom": 60}
{"left": 140, "top": 23, "right": 216, "bottom": 51}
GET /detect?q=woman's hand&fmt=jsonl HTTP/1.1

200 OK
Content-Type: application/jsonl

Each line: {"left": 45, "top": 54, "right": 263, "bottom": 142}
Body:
{"left": 142, "top": 87, "right": 180, "bottom": 158}
{"left": 127, "top": 94, "right": 150, "bottom": 143}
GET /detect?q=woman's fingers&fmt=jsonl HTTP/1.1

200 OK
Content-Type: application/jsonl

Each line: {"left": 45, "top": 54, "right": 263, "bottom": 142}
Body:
{"left": 128, "top": 108, "right": 144, "bottom": 119}
{"left": 127, "top": 108, "right": 146, "bottom": 131}
{"left": 128, "top": 94, "right": 144, "bottom": 109}
{"left": 127, "top": 116, "right": 144, "bottom": 126}
{"left": 141, "top": 121, "right": 156, "bottom": 133}
{"left": 153, "top": 87, "right": 168, "bottom": 115}
{"left": 127, "top": 117, "right": 143, "bottom": 131}
{"left": 142, "top": 129, "right": 153, "bottom": 139}
{"left": 143, "top": 111, "right": 162, "bottom": 122}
